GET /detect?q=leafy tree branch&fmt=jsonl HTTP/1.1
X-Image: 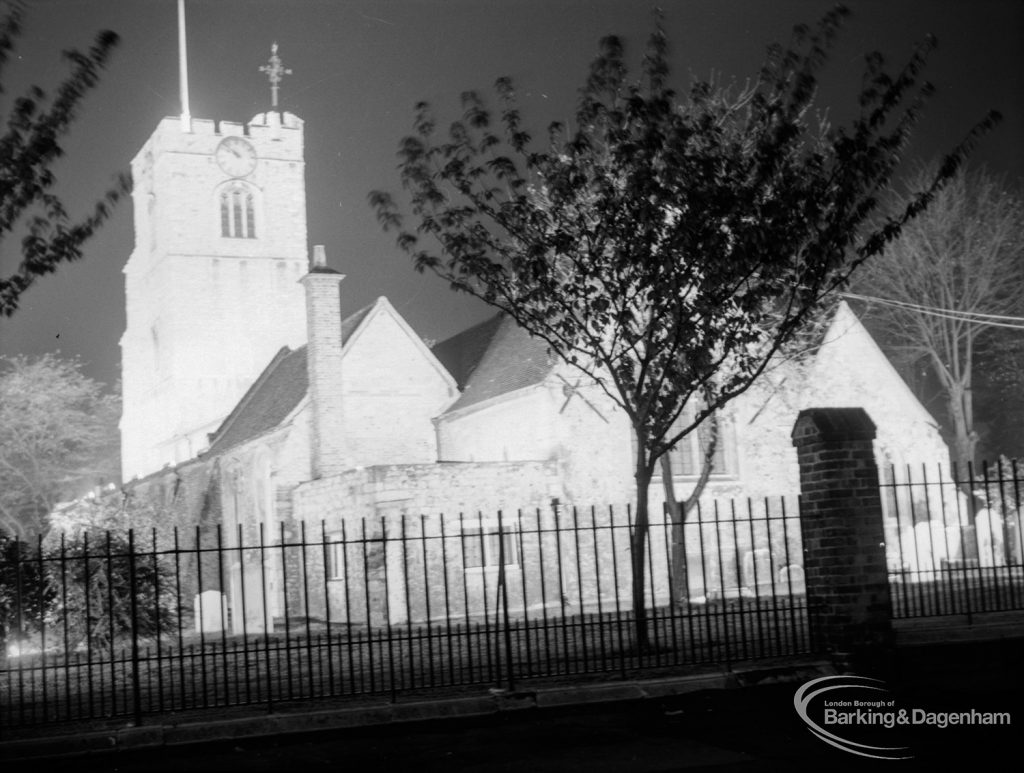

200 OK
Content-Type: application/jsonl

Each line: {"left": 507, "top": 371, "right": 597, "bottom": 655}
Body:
{"left": 0, "top": 0, "right": 129, "bottom": 316}
{"left": 372, "top": 7, "right": 999, "bottom": 647}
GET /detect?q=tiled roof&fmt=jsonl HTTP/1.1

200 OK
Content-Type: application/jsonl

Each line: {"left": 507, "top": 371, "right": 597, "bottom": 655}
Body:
{"left": 429, "top": 313, "right": 504, "bottom": 390}
{"left": 433, "top": 313, "right": 556, "bottom": 414}
{"left": 340, "top": 302, "right": 375, "bottom": 345}
{"left": 206, "top": 302, "right": 374, "bottom": 455}
{"left": 206, "top": 346, "right": 308, "bottom": 455}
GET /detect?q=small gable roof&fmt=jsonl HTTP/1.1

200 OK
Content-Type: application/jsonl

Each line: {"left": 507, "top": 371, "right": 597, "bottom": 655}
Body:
{"left": 206, "top": 302, "right": 373, "bottom": 455}
{"left": 433, "top": 313, "right": 556, "bottom": 414}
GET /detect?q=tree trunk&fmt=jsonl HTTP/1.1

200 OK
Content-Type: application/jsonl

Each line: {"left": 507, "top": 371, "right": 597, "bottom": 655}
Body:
{"left": 948, "top": 380, "right": 978, "bottom": 476}
{"left": 660, "top": 457, "right": 707, "bottom": 605}
{"left": 630, "top": 459, "right": 653, "bottom": 652}
{"left": 661, "top": 461, "right": 686, "bottom": 605}
{"left": 661, "top": 416, "right": 718, "bottom": 606}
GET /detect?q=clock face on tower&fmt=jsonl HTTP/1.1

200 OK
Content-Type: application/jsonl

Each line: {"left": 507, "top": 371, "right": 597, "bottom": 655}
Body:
{"left": 215, "top": 136, "right": 257, "bottom": 177}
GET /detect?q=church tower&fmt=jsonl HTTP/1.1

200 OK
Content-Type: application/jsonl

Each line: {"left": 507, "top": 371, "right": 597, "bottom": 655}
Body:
{"left": 120, "top": 45, "right": 308, "bottom": 481}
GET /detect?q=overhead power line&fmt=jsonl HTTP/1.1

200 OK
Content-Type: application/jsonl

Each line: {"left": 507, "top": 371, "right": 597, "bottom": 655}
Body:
{"left": 840, "top": 291, "right": 1024, "bottom": 331}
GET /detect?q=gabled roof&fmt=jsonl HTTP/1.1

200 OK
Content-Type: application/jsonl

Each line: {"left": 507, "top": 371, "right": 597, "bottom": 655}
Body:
{"left": 813, "top": 298, "right": 940, "bottom": 428}
{"left": 432, "top": 313, "right": 556, "bottom": 415}
{"left": 206, "top": 302, "right": 373, "bottom": 455}
{"left": 811, "top": 298, "right": 884, "bottom": 356}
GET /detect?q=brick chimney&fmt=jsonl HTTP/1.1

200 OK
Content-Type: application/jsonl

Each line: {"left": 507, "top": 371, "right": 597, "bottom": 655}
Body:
{"left": 300, "top": 245, "right": 346, "bottom": 478}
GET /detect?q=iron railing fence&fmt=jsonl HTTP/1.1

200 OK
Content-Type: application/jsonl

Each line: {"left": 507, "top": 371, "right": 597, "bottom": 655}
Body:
{"left": 881, "top": 461, "right": 1024, "bottom": 619}
{"left": 0, "top": 499, "right": 812, "bottom": 735}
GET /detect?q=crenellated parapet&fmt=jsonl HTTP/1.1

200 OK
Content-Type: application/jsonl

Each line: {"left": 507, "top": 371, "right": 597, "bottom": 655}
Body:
{"left": 132, "top": 112, "right": 304, "bottom": 170}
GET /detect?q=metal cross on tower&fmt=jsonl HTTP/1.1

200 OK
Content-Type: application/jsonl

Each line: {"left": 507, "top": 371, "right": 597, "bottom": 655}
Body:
{"left": 259, "top": 42, "right": 292, "bottom": 109}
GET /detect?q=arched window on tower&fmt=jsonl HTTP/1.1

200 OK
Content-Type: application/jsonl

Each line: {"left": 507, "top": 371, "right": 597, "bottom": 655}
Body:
{"left": 246, "top": 192, "right": 255, "bottom": 235}
{"left": 220, "top": 184, "right": 257, "bottom": 239}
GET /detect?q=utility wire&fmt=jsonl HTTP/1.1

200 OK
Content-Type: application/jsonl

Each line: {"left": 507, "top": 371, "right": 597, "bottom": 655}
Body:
{"left": 844, "top": 291, "right": 1024, "bottom": 322}
{"left": 840, "top": 291, "right": 1024, "bottom": 331}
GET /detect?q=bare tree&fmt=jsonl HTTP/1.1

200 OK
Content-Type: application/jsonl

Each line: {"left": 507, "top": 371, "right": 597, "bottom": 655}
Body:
{"left": 852, "top": 167, "right": 1024, "bottom": 473}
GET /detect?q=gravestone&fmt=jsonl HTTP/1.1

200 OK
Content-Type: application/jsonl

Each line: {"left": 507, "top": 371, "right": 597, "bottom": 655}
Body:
{"left": 194, "top": 590, "right": 227, "bottom": 634}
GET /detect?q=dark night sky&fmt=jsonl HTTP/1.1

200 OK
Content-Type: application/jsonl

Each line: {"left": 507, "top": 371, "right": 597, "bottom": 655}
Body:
{"left": 2, "top": 0, "right": 1022, "bottom": 390}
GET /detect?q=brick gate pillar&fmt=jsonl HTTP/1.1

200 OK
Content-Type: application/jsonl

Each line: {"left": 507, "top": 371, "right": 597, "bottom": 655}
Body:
{"left": 791, "top": 408, "right": 893, "bottom": 674}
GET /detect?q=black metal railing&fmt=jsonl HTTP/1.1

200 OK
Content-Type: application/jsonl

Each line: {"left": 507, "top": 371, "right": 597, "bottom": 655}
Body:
{"left": 0, "top": 499, "right": 811, "bottom": 734}
{"left": 881, "top": 460, "right": 1024, "bottom": 619}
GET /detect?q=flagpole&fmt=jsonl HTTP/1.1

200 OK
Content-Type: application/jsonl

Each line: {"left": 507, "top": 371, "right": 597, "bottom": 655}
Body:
{"left": 178, "top": 0, "right": 191, "bottom": 132}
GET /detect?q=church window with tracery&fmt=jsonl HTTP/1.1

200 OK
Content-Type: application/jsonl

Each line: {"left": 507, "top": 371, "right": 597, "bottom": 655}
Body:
{"left": 220, "top": 185, "right": 256, "bottom": 238}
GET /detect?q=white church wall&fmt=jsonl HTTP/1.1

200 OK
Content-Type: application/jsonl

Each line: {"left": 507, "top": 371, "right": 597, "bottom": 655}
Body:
{"left": 215, "top": 408, "right": 311, "bottom": 630}
{"left": 548, "top": 373, "right": 635, "bottom": 507}
{"left": 436, "top": 387, "right": 560, "bottom": 464}
{"left": 294, "top": 460, "right": 564, "bottom": 524}
{"left": 291, "top": 460, "right": 566, "bottom": 626}
{"left": 434, "top": 366, "right": 632, "bottom": 508}
{"left": 340, "top": 302, "right": 457, "bottom": 467}
{"left": 808, "top": 302, "right": 949, "bottom": 473}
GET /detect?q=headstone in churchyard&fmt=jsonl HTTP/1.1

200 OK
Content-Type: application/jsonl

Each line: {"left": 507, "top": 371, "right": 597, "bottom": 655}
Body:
{"left": 194, "top": 590, "right": 227, "bottom": 634}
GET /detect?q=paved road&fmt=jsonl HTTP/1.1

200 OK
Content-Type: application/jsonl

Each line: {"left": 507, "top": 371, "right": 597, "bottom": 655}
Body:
{"left": 10, "top": 636, "right": 1021, "bottom": 772}
{"left": 31, "top": 674, "right": 1021, "bottom": 773}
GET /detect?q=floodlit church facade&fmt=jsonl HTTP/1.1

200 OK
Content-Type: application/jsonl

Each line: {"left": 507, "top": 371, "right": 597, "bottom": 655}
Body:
{"left": 109, "top": 48, "right": 955, "bottom": 631}
{"left": 120, "top": 111, "right": 308, "bottom": 480}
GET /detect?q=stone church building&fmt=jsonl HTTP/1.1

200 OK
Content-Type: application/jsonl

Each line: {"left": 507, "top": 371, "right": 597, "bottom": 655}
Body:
{"left": 98, "top": 74, "right": 953, "bottom": 630}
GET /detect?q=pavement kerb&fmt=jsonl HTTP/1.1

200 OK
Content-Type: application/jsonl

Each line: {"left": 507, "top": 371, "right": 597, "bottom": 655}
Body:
{"left": 0, "top": 659, "right": 836, "bottom": 762}
{"left": 894, "top": 610, "right": 1024, "bottom": 644}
